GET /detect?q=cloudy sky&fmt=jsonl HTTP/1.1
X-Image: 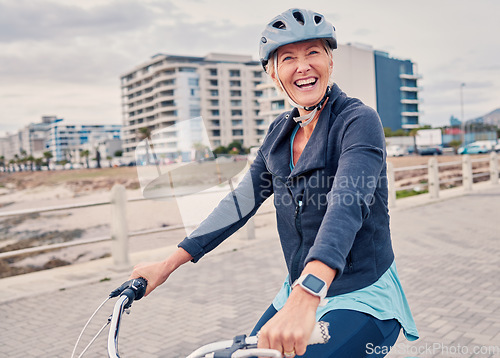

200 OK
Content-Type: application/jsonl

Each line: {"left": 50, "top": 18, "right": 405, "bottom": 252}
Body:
{"left": 0, "top": 0, "right": 498, "bottom": 136}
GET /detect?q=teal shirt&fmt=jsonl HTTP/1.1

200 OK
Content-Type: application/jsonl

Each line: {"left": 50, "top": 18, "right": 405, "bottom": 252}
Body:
{"left": 286, "top": 124, "right": 419, "bottom": 341}
{"left": 272, "top": 261, "right": 419, "bottom": 341}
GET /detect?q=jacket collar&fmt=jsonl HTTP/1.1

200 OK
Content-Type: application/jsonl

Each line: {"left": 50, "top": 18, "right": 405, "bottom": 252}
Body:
{"left": 261, "top": 84, "right": 344, "bottom": 180}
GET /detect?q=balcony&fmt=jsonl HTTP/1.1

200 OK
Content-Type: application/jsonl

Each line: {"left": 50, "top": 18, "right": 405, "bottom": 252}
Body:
{"left": 400, "top": 86, "right": 421, "bottom": 92}
{"left": 399, "top": 73, "right": 422, "bottom": 80}
{"left": 401, "top": 111, "right": 420, "bottom": 117}
{"left": 400, "top": 99, "right": 421, "bottom": 104}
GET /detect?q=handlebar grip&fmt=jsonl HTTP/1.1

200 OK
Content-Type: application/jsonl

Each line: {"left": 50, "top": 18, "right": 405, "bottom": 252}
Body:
{"left": 308, "top": 321, "right": 330, "bottom": 345}
{"left": 109, "top": 277, "right": 148, "bottom": 301}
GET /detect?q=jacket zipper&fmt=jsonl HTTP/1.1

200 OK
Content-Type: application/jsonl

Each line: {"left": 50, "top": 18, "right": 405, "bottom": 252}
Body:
{"left": 258, "top": 152, "right": 306, "bottom": 283}
{"left": 290, "top": 198, "right": 304, "bottom": 282}
{"left": 347, "top": 251, "right": 354, "bottom": 272}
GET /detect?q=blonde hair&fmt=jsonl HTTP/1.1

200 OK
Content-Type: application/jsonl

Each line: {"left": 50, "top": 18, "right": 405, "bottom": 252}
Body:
{"left": 265, "top": 39, "right": 334, "bottom": 91}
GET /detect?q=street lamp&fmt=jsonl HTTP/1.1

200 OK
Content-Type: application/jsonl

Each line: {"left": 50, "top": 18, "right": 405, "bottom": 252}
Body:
{"left": 460, "top": 83, "right": 466, "bottom": 145}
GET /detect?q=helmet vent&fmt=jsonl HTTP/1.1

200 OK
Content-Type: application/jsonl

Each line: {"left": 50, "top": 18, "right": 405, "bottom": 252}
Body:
{"left": 272, "top": 21, "right": 286, "bottom": 30}
{"left": 292, "top": 11, "right": 305, "bottom": 25}
{"left": 314, "top": 15, "right": 323, "bottom": 25}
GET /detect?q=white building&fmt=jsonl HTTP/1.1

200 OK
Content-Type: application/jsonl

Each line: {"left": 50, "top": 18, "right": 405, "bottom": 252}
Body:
{"left": 46, "top": 121, "right": 122, "bottom": 162}
{"left": 120, "top": 53, "right": 265, "bottom": 159}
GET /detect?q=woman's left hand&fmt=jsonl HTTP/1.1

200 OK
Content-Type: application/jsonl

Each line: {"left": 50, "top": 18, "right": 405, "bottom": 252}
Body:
{"left": 257, "top": 287, "right": 320, "bottom": 357}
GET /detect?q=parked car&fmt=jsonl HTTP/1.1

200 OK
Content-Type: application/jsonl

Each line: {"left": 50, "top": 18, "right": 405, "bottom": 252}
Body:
{"left": 495, "top": 143, "right": 500, "bottom": 153}
{"left": 458, "top": 141, "right": 494, "bottom": 155}
{"left": 419, "top": 147, "right": 442, "bottom": 156}
{"left": 386, "top": 145, "right": 406, "bottom": 157}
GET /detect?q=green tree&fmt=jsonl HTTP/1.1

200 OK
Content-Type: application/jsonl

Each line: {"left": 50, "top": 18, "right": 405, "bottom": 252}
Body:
{"left": 34, "top": 158, "right": 44, "bottom": 171}
{"left": 213, "top": 146, "right": 228, "bottom": 155}
{"left": 408, "top": 128, "right": 420, "bottom": 155}
{"left": 81, "top": 150, "right": 90, "bottom": 169}
{"left": 43, "top": 151, "right": 53, "bottom": 170}
{"left": 0, "top": 155, "right": 5, "bottom": 172}
{"left": 448, "top": 140, "right": 462, "bottom": 154}
{"left": 26, "top": 155, "right": 35, "bottom": 171}
{"left": 114, "top": 150, "right": 123, "bottom": 157}
{"left": 138, "top": 127, "right": 153, "bottom": 165}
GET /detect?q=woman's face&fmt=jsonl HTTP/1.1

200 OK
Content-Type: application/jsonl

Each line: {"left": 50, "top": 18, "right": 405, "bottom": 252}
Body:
{"left": 273, "top": 39, "right": 332, "bottom": 108}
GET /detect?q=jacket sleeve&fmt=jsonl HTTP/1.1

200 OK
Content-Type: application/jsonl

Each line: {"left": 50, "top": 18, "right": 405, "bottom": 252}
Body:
{"left": 178, "top": 153, "right": 273, "bottom": 262}
{"left": 304, "top": 105, "right": 386, "bottom": 278}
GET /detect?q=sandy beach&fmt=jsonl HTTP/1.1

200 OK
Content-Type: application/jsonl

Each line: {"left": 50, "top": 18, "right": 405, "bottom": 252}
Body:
{"left": 0, "top": 154, "right": 490, "bottom": 278}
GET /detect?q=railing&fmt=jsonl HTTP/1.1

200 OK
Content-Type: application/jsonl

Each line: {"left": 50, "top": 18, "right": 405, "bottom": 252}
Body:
{"left": 1, "top": 153, "right": 498, "bottom": 270}
{"left": 386, "top": 152, "right": 499, "bottom": 208}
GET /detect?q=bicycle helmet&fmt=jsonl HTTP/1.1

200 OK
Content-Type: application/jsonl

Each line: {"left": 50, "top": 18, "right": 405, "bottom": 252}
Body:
{"left": 259, "top": 8, "right": 337, "bottom": 70}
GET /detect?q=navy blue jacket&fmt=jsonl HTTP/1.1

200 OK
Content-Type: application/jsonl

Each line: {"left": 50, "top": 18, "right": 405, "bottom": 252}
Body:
{"left": 179, "top": 84, "right": 395, "bottom": 297}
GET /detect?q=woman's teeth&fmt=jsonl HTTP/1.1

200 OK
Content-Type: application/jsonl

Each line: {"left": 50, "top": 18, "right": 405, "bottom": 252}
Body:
{"left": 295, "top": 78, "right": 317, "bottom": 88}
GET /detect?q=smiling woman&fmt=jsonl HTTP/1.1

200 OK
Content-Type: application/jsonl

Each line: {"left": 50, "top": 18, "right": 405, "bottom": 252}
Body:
{"left": 127, "top": 8, "right": 419, "bottom": 358}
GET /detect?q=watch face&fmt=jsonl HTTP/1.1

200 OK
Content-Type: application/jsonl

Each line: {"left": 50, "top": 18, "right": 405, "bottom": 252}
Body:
{"left": 303, "top": 274, "right": 325, "bottom": 294}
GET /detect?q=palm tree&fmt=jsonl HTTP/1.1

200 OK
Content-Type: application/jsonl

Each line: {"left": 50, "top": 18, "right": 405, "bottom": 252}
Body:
{"left": 43, "top": 151, "right": 53, "bottom": 170}
{"left": 81, "top": 150, "right": 90, "bottom": 169}
{"left": 138, "top": 127, "right": 152, "bottom": 165}
{"left": 26, "top": 155, "right": 35, "bottom": 171}
{"left": 409, "top": 128, "right": 420, "bottom": 155}
{"left": 34, "top": 158, "right": 44, "bottom": 171}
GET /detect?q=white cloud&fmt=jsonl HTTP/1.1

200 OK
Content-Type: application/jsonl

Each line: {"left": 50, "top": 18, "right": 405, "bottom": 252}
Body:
{"left": 0, "top": 0, "right": 499, "bottom": 131}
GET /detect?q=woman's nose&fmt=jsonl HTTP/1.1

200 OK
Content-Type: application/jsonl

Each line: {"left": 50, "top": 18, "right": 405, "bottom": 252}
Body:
{"left": 296, "top": 57, "right": 311, "bottom": 73}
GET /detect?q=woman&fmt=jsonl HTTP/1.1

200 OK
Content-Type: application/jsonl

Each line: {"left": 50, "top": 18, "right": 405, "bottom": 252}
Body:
{"left": 130, "top": 8, "right": 418, "bottom": 357}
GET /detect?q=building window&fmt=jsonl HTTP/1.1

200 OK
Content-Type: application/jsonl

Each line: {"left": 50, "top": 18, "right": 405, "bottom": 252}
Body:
{"left": 191, "top": 89, "right": 196, "bottom": 96}
{"left": 210, "top": 99, "right": 219, "bottom": 106}
{"left": 211, "top": 120, "right": 220, "bottom": 126}
{"left": 230, "top": 80, "right": 241, "bottom": 87}
{"left": 210, "top": 89, "right": 219, "bottom": 96}
{"left": 256, "top": 129, "right": 265, "bottom": 135}
{"left": 208, "top": 68, "right": 217, "bottom": 76}
{"left": 188, "top": 78, "right": 199, "bottom": 86}
{"left": 231, "top": 109, "right": 242, "bottom": 116}
{"left": 211, "top": 110, "right": 220, "bottom": 116}
{"left": 271, "top": 100, "right": 285, "bottom": 110}
{"left": 212, "top": 130, "right": 221, "bottom": 136}
{"left": 229, "top": 69, "right": 240, "bottom": 77}
{"left": 253, "top": 71, "right": 263, "bottom": 78}
{"left": 231, "top": 120, "right": 243, "bottom": 126}
{"left": 190, "top": 108, "right": 201, "bottom": 117}
{"left": 230, "top": 90, "right": 241, "bottom": 97}
{"left": 179, "top": 67, "right": 196, "bottom": 72}
{"left": 209, "top": 79, "right": 218, "bottom": 86}
{"left": 232, "top": 129, "right": 243, "bottom": 136}
{"left": 254, "top": 90, "right": 263, "bottom": 97}
{"left": 230, "top": 100, "right": 241, "bottom": 106}
{"left": 255, "top": 119, "right": 264, "bottom": 125}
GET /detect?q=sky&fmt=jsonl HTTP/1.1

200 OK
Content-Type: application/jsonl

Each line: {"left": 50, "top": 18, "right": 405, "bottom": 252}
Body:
{"left": 0, "top": 0, "right": 499, "bottom": 136}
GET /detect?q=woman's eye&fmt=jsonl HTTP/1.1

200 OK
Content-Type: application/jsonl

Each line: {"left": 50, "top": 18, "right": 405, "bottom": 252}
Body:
{"left": 282, "top": 56, "right": 292, "bottom": 62}
{"left": 308, "top": 50, "right": 319, "bottom": 55}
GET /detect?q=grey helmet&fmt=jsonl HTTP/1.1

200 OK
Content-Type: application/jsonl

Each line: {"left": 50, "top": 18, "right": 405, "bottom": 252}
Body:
{"left": 259, "top": 8, "right": 337, "bottom": 70}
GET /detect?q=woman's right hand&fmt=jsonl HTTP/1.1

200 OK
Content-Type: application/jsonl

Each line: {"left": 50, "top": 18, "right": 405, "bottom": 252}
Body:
{"left": 129, "top": 260, "right": 172, "bottom": 297}
{"left": 129, "top": 247, "right": 193, "bottom": 297}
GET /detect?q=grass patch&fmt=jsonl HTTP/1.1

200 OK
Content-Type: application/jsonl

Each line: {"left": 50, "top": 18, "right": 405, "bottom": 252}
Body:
{"left": 396, "top": 189, "right": 428, "bottom": 199}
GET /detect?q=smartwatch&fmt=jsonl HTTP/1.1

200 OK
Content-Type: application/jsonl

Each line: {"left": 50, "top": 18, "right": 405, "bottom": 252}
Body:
{"left": 292, "top": 274, "right": 328, "bottom": 306}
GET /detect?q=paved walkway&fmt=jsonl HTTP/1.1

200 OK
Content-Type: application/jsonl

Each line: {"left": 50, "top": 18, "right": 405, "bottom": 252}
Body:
{"left": 1, "top": 183, "right": 499, "bottom": 357}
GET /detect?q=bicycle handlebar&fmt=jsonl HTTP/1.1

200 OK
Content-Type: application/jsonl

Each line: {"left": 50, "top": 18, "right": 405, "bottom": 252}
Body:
{"left": 106, "top": 278, "right": 330, "bottom": 358}
{"left": 107, "top": 278, "right": 148, "bottom": 357}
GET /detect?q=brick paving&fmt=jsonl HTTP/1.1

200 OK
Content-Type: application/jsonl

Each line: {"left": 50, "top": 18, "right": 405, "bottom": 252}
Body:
{"left": 1, "top": 185, "right": 499, "bottom": 357}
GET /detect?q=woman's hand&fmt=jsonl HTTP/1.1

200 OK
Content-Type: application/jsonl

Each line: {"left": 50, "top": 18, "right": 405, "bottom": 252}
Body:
{"left": 257, "top": 287, "right": 320, "bottom": 357}
{"left": 129, "top": 260, "right": 171, "bottom": 297}
{"left": 129, "top": 247, "right": 193, "bottom": 297}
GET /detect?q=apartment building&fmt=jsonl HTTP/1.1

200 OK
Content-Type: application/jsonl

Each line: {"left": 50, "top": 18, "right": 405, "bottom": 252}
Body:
{"left": 46, "top": 121, "right": 121, "bottom": 162}
{"left": 120, "top": 53, "right": 265, "bottom": 160}
{"left": 258, "top": 43, "right": 421, "bottom": 132}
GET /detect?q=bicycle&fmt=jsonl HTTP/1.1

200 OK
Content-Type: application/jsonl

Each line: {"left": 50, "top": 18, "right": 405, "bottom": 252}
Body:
{"left": 72, "top": 278, "right": 331, "bottom": 358}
